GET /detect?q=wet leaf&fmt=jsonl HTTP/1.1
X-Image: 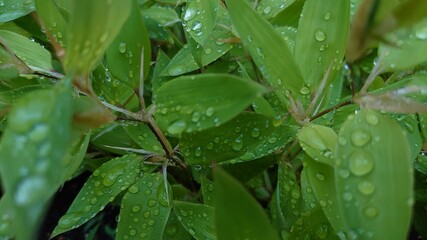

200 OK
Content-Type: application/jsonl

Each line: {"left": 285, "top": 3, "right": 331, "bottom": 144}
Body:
{"left": 180, "top": 113, "right": 278, "bottom": 165}
{"left": 0, "top": 78, "right": 73, "bottom": 240}
{"left": 0, "top": 0, "right": 35, "bottom": 23}
{"left": 116, "top": 172, "right": 171, "bottom": 240}
{"left": 214, "top": 168, "right": 279, "bottom": 240}
{"left": 173, "top": 201, "right": 216, "bottom": 239}
{"left": 334, "top": 109, "right": 413, "bottom": 239}
{"left": 298, "top": 124, "right": 337, "bottom": 166}
{"left": 256, "top": 0, "right": 295, "bottom": 20}
{"left": 226, "top": 0, "right": 304, "bottom": 105}
{"left": 35, "top": 0, "right": 68, "bottom": 47}
{"left": 0, "top": 30, "right": 54, "bottom": 75}
{"left": 154, "top": 74, "right": 265, "bottom": 136}
{"left": 0, "top": 193, "right": 15, "bottom": 239}
{"left": 182, "top": 0, "right": 218, "bottom": 46}
{"left": 106, "top": 0, "right": 151, "bottom": 88}
{"left": 64, "top": 0, "right": 132, "bottom": 76}
{"left": 163, "top": 210, "right": 192, "bottom": 240}
{"left": 52, "top": 154, "right": 149, "bottom": 237}
{"left": 295, "top": 0, "right": 350, "bottom": 88}
{"left": 122, "top": 121, "right": 165, "bottom": 155}
{"left": 201, "top": 177, "right": 215, "bottom": 206}
{"left": 63, "top": 132, "right": 91, "bottom": 180}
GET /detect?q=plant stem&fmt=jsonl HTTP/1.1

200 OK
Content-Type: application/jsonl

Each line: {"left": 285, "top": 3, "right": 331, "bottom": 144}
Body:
{"left": 310, "top": 100, "right": 352, "bottom": 122}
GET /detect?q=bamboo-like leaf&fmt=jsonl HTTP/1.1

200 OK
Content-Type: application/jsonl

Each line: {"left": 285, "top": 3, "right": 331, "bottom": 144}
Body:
{"left": 298, "top": 124, "right": 337, "bottom": 166}
{"left": 334, "top": 109, "right": 413, "bottom": 239}
{"left": 173, "top": 201, "right": 216, "bottom": 239}
{"left": 0, "top": 193, "right": 15, "bottom": 239}
{"left": 52, "top": 154, "right": 148, "bottom": 237}
{"left": 295, "top": 0, "right": 350, "bottom": 88}
{"left": 214, "top": 168, "right": 279, "bottom": 240}
{"left": 105, "top": 0, "right": 151, "bottom": 88}
{"left": 0, "top": 78, "right": 73, "bottom": 240}
{"left": 154, "top": 74, "right": 265, "bottom": 136}
{"left": 163, "top": 210, "right": 192, "bottom": 240}
{"left": 0, "top": 30, "right": 54, "bottom": 75}
{"left": 116, "top": 173, "right": 171, "bottom": 240}
{"left": 182, "top": 0, "right": 218, "bottom": 46}
{"left": 35, "top": 0, "right": 68, "bottom": 47}
{"left": 0, "top": 0, "right": 35, "bottom": 23}
{"left": 226, "top": 0, "right": 304, "bottom": 105}
{"left": 64, "top": 0, "right": 132, "bottom": 76}
{"left": 256, "top": 0, "right": 295, "bottom": 20}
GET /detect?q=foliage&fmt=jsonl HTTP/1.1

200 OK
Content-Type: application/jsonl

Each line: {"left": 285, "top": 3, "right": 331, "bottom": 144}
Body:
{"left": 1, "top": 0, "right": 427, "bottom": 239}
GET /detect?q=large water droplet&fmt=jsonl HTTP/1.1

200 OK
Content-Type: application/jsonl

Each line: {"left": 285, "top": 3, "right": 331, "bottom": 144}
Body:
{"left": 167, "top": 120, "right": 187, "bottom": 135}
{"left": 365, "top": 112, "right": 379, "bottom": 125}
{"left": 315, "top": 29, "right": 327, "bottom": 42}
{"left": 183, "top": 8, "right": 197, "bottom": 21}
{"left": 128, "top": 185, "right": 140, "bottom": 194}
{"left": 350, "top": 130, "right": 371, "bottom": 147}
{"left": 205, "top": 107, "right": 214, "bottom": 117}
{"left": 102, "top": 164, "right": 125, "bottom": 186}
{"left": 192, "top": 21, "right": 202, "bottom": 31}
{"left": 364, "top": 206, "right": 378, "bottom": 218}
{"left": 119, "top": 42, "right": 126, "bottom": 53}
{"left": 349, "top": 150, "right": 374, "bottom": 176}
{"left": 323, "top": 12, "right": 331, "bottom": 21}
{"left": 357, "top": 180, "right": 375, "bottom": 195}
{"left": 58, "top": 212, "right": 83, "bottom": 228}
{"left": 263, "top": 6, "right": 271, "bottom": 14}
{"left": 168, "top": 65, "right": 186, "bottom": 76}
{"left": 300, "top": 86, "right": 310, "bottom": 95}
{"left": 232, "top": 135, "right": 243, "bottom": 151}
{"left": 191, "top": 111, "right": 201, "bottom": 122}
{"left": 251, "top": 128, "right": 260, "bottom": 138}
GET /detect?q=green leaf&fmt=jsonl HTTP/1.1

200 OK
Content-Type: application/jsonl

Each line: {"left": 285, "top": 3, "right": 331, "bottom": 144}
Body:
{"left": 52, "top": 154, "right": 148, "bottom": 237}
{"left": 64, "top": 0, "right": 132, "bottom": 76}
{"left": 303, "top": 156, "right": 345, "bottom": 233}
{"left": 334, "top": 109, "right": 413, "bottom": 239}
{"left": 173, "top": 201, "right": 216, "bottom": 239}
{"left": 0, "top": 85, "right": 47, "bottom": 117}
{"left": 0, "top": 30, "right": 54, "bottom": 75}
{"left": 0, "top": 193, "right": 15, "bottom": 239}
{"left": 276, "top": 162, "right": 304, "bottom": 229}
{"left": 0, "top": 78, "right": 73, "bottom": 240}
{"left": 256, "top": 0, "right": 295, "bottom": 19}
{"left": 105, "top": 0, "right": 151, "bottom": 88}
{"left": 151, "top": 50, "right": 172, "bottom": 97}
{"left": 141, "top": 6, "right": 180, "bottom": 27}
{"left": 298, "top": 124, "right": 337, "bottom": 166}
{"left": 116, "top": 172, "right": 171, "bottom": 240}
{"left": 226, "top": 0, "right": 304, "bottom": 105}
{"left": 180, "top": 113, "right": 278, "bottom": 165}
{"left": 35, "top": 0, "right": 68, "bottom": 47}
{"left": 295, "top": 0, "right": 350, "bottom": 88}
{"left": 154, "top": 74, "right": 265, "bottom": 136}
{"left": 123, "top": 122, "right": 165, "bottom": 155}
{"left": 0, "top": 0, "right": 35, "bottom": 23}
{"left": 201, "top": 177, "right": 215, "bottom": 206}
{"left": 63, "top": 132, "right": 91, "bottom": 180}
{"left": 288, "top": 207, "right": 339, "bottom": 240}
{"left": 182, "top": 0, "right": 218, "bottom": 46}
{"left": 163, "top": 210, "right": 192, "bottom": 240}
{"left": 214, "top": 168, "right": 279, "bottom": 240}
{"left": 379, "top": 29, "right": 427, "bottom": 73}
{"left": 271, "top": 0, "right": 306, "bottom": 27}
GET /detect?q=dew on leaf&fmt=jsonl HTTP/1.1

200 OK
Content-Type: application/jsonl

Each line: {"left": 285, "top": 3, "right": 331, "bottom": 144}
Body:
{"left": 251, "top": 128, "right": 260, "bottom": 138}
{"left": 365, "top": 112, "right": 379, "bottom": 125}
{"left": 194, "top": 147, "right": 202, "bottom": 157}
{"left": 364, "top": 206, "right": 379, "bottom": 218}
{"left": 14, "top": 176, "right": 46, "bottom": 206}
{"left": 118, "top": 42, "right": 127, "bottom": 53}
{"left": 350, "top": 130, "right": 371, "bottom": 147}
{"left": 58, "top": 212, "right": 83, "bottom": 229}
{"left": 314, "top": 29, "right": 327, "bottom": 42}
{"left": 205, "top": 107, "right": 214, "bottom": 117}
{"left": 357, "top": 180, "right": 375, "bottom": 195}
{"left": 167, "top": 120, "right": 187, "bottom": 135}
{"left": 128, "top": 185, "right": 140, "bottom": 194}
{"left": 349, "top": 150, "right": 374, "bottom": 176}
{"left": 232, "top": 135, "right": 243, "bottom": 151}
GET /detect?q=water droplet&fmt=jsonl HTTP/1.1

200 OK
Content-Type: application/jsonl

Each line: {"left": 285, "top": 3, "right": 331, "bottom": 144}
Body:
{"left": 205, "top": 107, "right": 214, "bottom": 117}
{"left": 192, "top": 21, "right": 202, "bottom": 31}
{"left": 58, "top": 212, "right": 83, "bottom": 228}
{"left": 29, "top": 124, "right": 48, "bottom": 142}
{"left": 357, "top": 180, "right": 375, "bottom": 195}
{"left": 168, "top": 65, "right": 186, "bottom": 76}
{"left": 189, "top": 228, "right": 196, "bottom": 235}
{"left": 191, "top": 111, "right": 201, "bottom": 122}
{"left": 343, "top": 192, "right": 353, "bottom": 201}
{"left": 183, "top": 8, "right": 197, "bottom": 21}
{"left": 263, "top": 6, "right": 271, "bottom": 14}
{"left": 324, "top": 12, "right": 331, "bottom": 20}
{"left": 415, "top": 21, "right": 427, "bottom": 40}
{"left": 251, "top": 128, "right": 260, "bottom": 138}
{"left": 268, "top": 137, "right": 277, "bottom": 144}
{"left": 364, "top": 206, "right": 378, "bottom": 218}
{"left": 207, "top": 143, "right": 214, "bottom": 150}
{"left": 195, "top": 147, "right": 202, "bottom": 157}
{"left": 167, "top": 120, "right": 187, "bottom": 135}
{"left": 316, "top": 173, "right": 325, "bottom": 181}
{"left": 350, "top": 130, "right": 371, "bottom": 147}
{"left": 338, "top": 137, "right": 347, "bottom": 145}
{"left": 14, "top": 177, "right": 46, "bottom": 206}
{"left": 102, "top": 164, "right": 125, "bottom": 187}
{"left": 119, "top": 42, "right": 126, "bottom": 53}
{"left": 338, "top": 169, "right": 350, "bottom": 178}
{"left": 316, "top": 224, "right": 329, "bottom": 239}
{"left": 300, "top": 86, "right": 310, "bottom": 95}
{"left": 204, "top": 48, "right": 212, "bottom": 55}
{"left": 232, "top": 135, "right": 243, "bottom": 151}
{"left": 256, "top": 47, "right": 265, "bottom": 59}
{"left": 132, "top": 205, "right": 141, "bottom": 213}
{"left": 315, "top": 29, "right": 327, "bottom": 42}
{"left": 128, "top": 185, "right": 140, "bottom": 194}
{"left": 157, "top": 183, "right": 170, "bottom": 207}
{"left": 147, "top": 199, "right": 157, "bottom": 207}
{"left": 365, "top": 112, "right": 379, "bottom": 125}
{"left": 349, "top": 150, "right": 374, "bottom": 176}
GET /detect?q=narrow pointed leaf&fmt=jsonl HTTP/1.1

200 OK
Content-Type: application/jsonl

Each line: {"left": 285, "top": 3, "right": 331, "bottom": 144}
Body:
{"left": 226, "top": 0, "right": 304, "bottom": 105}
{"left": 334, "top": 109, "right": 413, "bottom": 239}
{"left": 116, "top": 173, "right": 171, "bottom": 240}
{"left": 256, "top": 0, "right": 295, "bottom": 19}
{"left": 0, "top": 0, "right": 35, "bottom": 23}
{"left": 0, "top": 194, "right": 15, "bottom": 239}
{"left": 154, "top": 74, "right": 265, "bottom": 136}
{"left": 106, "top": 0, "right": 151, "bottom": 88}
{"left": 35, "top": 0, "right": 68, "bottom": 47}
{"left": 173, "top": 201, "right": 216, "bottom": 240}
{"left": 182, "top": 0, "right": 218, "bottom": 46}
{"left": 64, "top": 0, "right": 132, "bottom": 75}
{"left": 214, "top": 168, "right": 279, "bottom": 240}
{"left": 123, "top": 122, "right": 165, "bottom": 155}
{"left": 295, "top": 0, "right": 350, "bottom": 88}
{"left": 298, "top": 124, "right": 337, "bottom": 166}
{"left": 52, "top": 154, "right": 148, "bottom": 237}
{"left": 0, "top": 30, "right": 54, "bottom": 74}
{"left": 0, "top": 78, "right": 73, "bottom": 240}
{"left": 163, "top": 210, "right": 192, "bottom": 240}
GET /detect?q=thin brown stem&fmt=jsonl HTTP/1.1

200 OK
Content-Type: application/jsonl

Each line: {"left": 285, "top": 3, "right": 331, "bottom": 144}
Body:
{"left": 310, "top": 100, "right": 352, "bottom": 122}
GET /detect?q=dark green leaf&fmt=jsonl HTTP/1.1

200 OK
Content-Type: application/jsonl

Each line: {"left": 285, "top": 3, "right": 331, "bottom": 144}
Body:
{"left": 214, "top": 168, "right": 279, "bottom": 240}
{"left": 173, "top": 201, "right": 216, "bottom": 239}
{"left": 155, "top": 74, "right": 265, "bottom": 136}
{"left": 123, "top": 122, "right": 165, "bottom": 155}
{"left": 0, "top": 78, "right": 73, "bottom": 240}
{"left": 182, "top": 0, "right": 218, "bottom": 46}
{"left": 0, "top": 193, "right": 15, "bottom": 239}
{"left": 116, "top": 172, "right": 171, "bottom": 240}
{"left": 163, "top": 210, "right": 192, "bottom": 240}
